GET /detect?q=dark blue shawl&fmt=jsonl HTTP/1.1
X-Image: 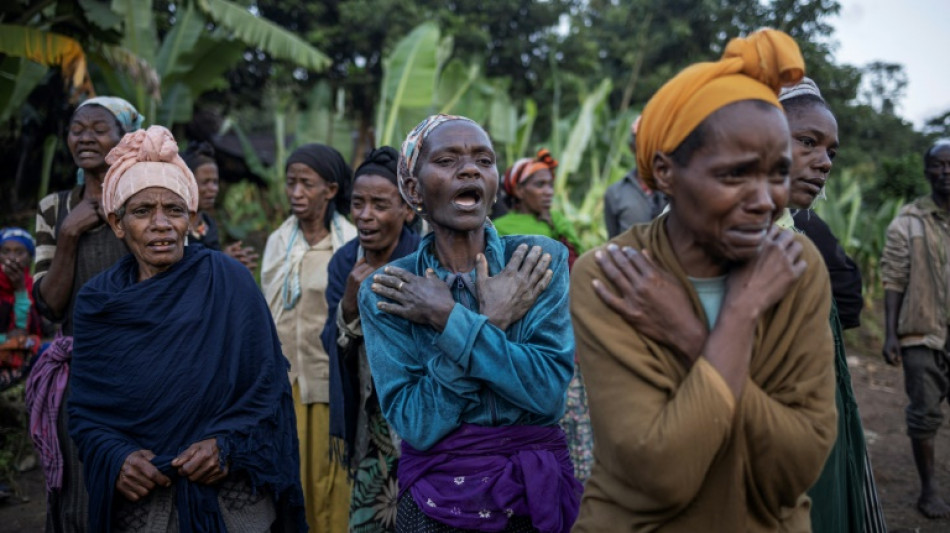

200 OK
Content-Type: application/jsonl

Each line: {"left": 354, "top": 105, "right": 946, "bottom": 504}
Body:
{"left": 69, "top": 246, "right": 305, "bottom": 532}
{"left": 321, "top": 226, "right": 419, "bottom": 469}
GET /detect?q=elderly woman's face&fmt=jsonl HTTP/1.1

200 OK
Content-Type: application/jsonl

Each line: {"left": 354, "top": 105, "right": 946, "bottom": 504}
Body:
{"left": 195, "top": 162, "right": 220, "bottom": 212}
{"left": 786, "top": 103, "right": 838, "bottom": 209}
{"left": 409, "top": 121, "right": 498, "bottom": 233}
{"left": 515, "top": 168, "right": 554, "bottom": 218}
{"left": 109, "top": 187, "right": 192, "bottom": 281}
{"left": 658, "top": 101, "right": 791, "bottom": 276}
{"left": 67, "top": 105, "right": 122, "bottom": 172}
{"left": 285, "top": 162, "right": 339, "bottom": 223}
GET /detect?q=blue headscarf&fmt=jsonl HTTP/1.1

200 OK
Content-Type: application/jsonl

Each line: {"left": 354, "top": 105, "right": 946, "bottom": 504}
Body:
{"left": 75, "top": 96, "right": 145, "bottom": 185}
{"left": 69, "top": 246, "right": 305, "bottom": 532}
{"left": 0, "top": 227, "right": 35, "bottom": 257}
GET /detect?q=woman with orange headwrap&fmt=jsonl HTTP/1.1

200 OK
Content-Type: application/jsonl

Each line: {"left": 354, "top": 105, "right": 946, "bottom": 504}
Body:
{"left": 493, "top": 149, "right": 582, "bottom": 268}
{"left": 570, "top": 29, "right": 837, "bottom": 531}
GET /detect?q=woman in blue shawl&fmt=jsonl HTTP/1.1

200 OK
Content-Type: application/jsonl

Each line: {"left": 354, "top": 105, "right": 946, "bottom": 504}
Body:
{"left": 67, "top": 126, "right": 305, "bottom": 532}
{"left": 321, "top": 146, "right": 419, "bottom": 532}
{"left": 358, "top": 115, "right": 582, "bottom": 532}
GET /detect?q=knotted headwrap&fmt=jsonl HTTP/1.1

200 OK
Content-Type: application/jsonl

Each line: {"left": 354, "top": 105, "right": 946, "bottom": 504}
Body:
{"left": 636, "top": 28, "right": 805, "bottom": 188}
{"left": 503, "top": 148, "right": 558, "bottom": 196}
{"left": 397, "top": 114, "right": 478, "bottom": 207}
{"left": 101, "top": 125, "right": 198, "bottom": 215}
{"left": 355, "top": 145, "right": 400, "bottom": 188}
{"left": 0, "top": 227, "right": 36, "bottom": 257}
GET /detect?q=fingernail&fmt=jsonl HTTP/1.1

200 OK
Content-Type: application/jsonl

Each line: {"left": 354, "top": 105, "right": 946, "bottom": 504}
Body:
{"left": 607, "top": 243, "right": 619, "bottom": 251}
{"left": 622, "top": 246, "right": 636, "bottom": 254}
{"left": 595, "top": 251, "right": 603, "bottom": 260}
{"left": 371, "top": 284, "right": 379, "bottom": 291}
{"left": 384, "top": 267, "right": 392, "bottom": 274}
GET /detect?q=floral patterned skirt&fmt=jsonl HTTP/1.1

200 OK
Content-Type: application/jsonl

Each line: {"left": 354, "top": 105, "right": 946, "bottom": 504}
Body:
{"left": 558, "top": 360, "right": 593, "bottom": 483}
{"left": 350, "top": 409, "right": 401, "bottom": 533}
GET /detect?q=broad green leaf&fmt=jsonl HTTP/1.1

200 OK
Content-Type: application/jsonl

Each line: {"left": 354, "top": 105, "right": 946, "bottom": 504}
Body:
{"left": 376, "top": 23, "right": 442, "bottom": 146}
{"left": 437, "top": 59, "right": 479, "bottom": 115}
{"left": 489, "top": 83, "right": 517, "bottom": 147}
{"left": 513, "top": 99, "right": 537, "bottom": 160}
{"left": 155, "top": 1, "right": 204, "bottom": 78}
{"left": 555, "top": 79, "right": 612, "bottom": 202}
{"left": 196, "top": 0, "right": 330, "bottom": 72}
{"left": 157, "top": 82, "right": 193, "bottom": 126}
{"left": 111, "top": 0, "right": 158, "bottom": 64}
{"left": 78, "top": 0, "right": 122, "bottom": 32}
{"left": 0, "top": 57, "right": 48, "bottom": 122}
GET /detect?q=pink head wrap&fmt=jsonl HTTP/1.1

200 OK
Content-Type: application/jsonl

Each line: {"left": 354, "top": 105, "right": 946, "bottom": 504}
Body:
{"left": 101, "top": 125, "right": 198, "bottom": 215}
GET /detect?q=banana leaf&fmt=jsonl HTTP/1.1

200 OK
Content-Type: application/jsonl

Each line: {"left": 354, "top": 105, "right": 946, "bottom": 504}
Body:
{"left": 0, "top": 24, "right": 92, "bottom": 97}
{"left": 197, "top": 0, "right": 330, "bottom": 72}
{"left": 0, "top": 57, "right": 48, "bottom": 121}
{"left": 375, "top": 22, "right": 443, "bottom": 146}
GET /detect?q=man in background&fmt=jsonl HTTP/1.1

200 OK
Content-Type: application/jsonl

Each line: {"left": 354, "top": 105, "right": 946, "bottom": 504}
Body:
{"left": 602, "top": 116, "right": 667, "bottom": 238}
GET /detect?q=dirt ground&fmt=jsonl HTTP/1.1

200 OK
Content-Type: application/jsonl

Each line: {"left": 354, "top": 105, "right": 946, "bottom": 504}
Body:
{"left": 1, "top": 321, "right": 949, "bottom": 532}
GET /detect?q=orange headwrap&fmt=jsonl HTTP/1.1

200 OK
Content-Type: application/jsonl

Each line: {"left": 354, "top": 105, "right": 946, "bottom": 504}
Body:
{"left": 503, "top": 149, "right": 558, "bottom": 196}
{"left": 101, "top": 125, "right": 198, "bottom": 215}
{"left": 635, "top": 28, "right": 804, "bottom": 188}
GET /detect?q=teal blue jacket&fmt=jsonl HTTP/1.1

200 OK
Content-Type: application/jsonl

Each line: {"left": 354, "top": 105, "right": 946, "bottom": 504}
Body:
{"left": 358, "top": 224, "right": 574, "bottom": 450}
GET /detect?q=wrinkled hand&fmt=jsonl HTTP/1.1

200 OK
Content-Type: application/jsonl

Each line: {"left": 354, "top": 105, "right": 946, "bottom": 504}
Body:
{"left": 224, "top": 241, "right": 259, "bottom": 271}
{"left": 1, "top": 258, "right": 26, "bottom": 290}
{"left": 882, "top": 334, "right": 902, "bottom": 366}
{"left": 476, "top": 244, "right": 553, "bottom": 330}
{"left": 593, "top": 245, "right": 705, "bottom": 364}
{"left": 342, "top": 258, "right": 376, "bottom": 323}
{"left": 726, "top": 226, "right": 807, "bottom": 317}
{"left": 62, "top": 197, "right": 104, "bottom": 238}
{"left": 171, "top": 438, "right": 228, "bottom": 485}
{"left": 372, "top": 266, "right": 455, "bottom": 331}
{"left": 116, "top": 449, "right": 172, "bottom": 502}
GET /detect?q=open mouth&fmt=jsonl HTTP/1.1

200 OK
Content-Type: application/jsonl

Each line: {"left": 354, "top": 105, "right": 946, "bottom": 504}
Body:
{"left": 148, "top": 239, "right": 176, "bottom": 250}
{"left": 358, "top": 227, "right": 380, "bottom": 239}
{"left": 452, "top": 187, "right": 482, "bottom": 209}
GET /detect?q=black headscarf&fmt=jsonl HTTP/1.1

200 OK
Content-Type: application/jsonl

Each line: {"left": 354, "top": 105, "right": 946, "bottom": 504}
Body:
{"left": 286, "top": 143, "right": 352, "bottom": 230}
{"left": 181, "top": 142, "right": 216, "bottom": 172}
{"left": 354, "top": 146, "right": 399, "bottom": 187}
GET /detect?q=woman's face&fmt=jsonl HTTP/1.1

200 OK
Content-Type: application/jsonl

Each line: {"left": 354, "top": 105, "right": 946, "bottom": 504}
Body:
{"left": 195, "top": 162, "right": 220, "bottom": 212}
{"left": 67, "top": 105, "right": 123, "bottom": 173}
{"left": 351, "top": 174, "right": 412, "bottom": 253}
{"left": 408, "top": 121, "right": 498, "bottom": 233}
{"left": 656, "top": 101, "right": 791, "bottom": 276}
{"left": 108, "top": 187, "right": 193, "bottom": 281}
{"left": 0, "top": 241, "right": 30, "bottom": 271}
{"left": 515, "top": 168, "right": 554, "bottom": 218}
{"left": 786, "top": 103, "right": 838, "bottom": 209}
{"left": 285, "top": 162, "right": 339, "bottom": 223}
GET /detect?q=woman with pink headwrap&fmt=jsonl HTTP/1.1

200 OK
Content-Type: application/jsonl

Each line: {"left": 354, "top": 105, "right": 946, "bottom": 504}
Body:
{"left": 66, "top": 126, "right": 305, "bottom": 532}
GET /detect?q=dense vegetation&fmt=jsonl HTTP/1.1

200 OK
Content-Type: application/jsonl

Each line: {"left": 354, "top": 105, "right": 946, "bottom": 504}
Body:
{"left": 1, "top": 0, "right": 945, "bottom": 298}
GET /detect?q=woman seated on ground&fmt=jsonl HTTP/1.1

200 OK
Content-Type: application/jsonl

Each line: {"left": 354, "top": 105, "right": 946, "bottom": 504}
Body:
{"left": 570, "top": 29, "right": 837, "bottom": 531}
{"left": 321, "top": 146, "right": 419, "bottom": 532}
{"left": 0, "top": 227, "right": 42, "bottom": 390}
{"left": 777, "top": 77, "right": 886, "bottom": 533}
{"left": 181, "top": 142, "right": 259, "bottom": 270}
{"left": 67, "top": 126, "right": 305, "bottom": 532}
{"left": 359, "top": 115, "right": 582, "bottom": 532}
{"left": 494, "top": 149, "right": 592, "bottom": 484}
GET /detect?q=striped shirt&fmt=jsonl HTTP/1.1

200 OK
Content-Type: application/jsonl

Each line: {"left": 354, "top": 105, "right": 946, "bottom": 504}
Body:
{"left": 33, "top": 186, "right": 128, "bottom": 335}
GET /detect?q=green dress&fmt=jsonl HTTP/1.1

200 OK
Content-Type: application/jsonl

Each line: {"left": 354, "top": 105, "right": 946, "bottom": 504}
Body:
{"left": 492, "top": 211, "right": 583, "bottom": 255}
{"left": 807, "top": 301, "right": 867, "bottom": 533}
